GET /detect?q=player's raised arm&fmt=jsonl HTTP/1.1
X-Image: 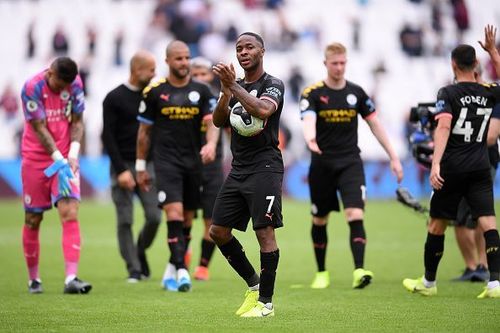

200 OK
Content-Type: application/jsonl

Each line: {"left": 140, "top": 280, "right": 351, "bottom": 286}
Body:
{"left": 479, "top": 24, "right": 500, "bottom": 78}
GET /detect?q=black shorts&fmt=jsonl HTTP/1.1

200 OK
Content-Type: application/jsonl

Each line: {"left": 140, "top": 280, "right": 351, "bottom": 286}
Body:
{"left": 201, "top": 160, "right": 224, "bottom": 219}
{"left": 430, "top": 168, "right": 495, "bottom": 221}
{"left": 308, "top": 155, "right": 365, "bottom": 217}
{"left": 155, "top": 163, "right": 201, "bottom": 210}
{"left": 212, "top": 172, "right": 283, "bottom": 231}
{"left": 449, "top": 198, "right": 477, "bottom": 228}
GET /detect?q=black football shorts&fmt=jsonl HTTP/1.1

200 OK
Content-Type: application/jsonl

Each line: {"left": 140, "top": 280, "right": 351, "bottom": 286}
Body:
{"left": 430, "top": 168, "right": 495, "bottom": 221}
{"left": 155, "top": 163, "right": 201, "bottom": 210}
{"left": 201, "top": 159, "right": 224, "bottom": 219}
{"left": 308, "top": 155, "right": 366, "bottom": 217}
{"left": 212, "top": 171, "right": 283, "bottom": 231}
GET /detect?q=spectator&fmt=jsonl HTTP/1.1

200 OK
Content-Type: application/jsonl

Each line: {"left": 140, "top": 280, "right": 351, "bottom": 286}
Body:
{"left": 0, "top": 83, "right": 19, "bottom": 122}
{"left": 52, "top": 25, "right": 69, "bottom": 57}
{"left": 399, "top": 23, "right": 424, "bottom": 57}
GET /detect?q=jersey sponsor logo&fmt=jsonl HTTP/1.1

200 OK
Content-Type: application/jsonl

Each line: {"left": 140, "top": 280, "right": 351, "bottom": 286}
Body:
{"left": 160, "top": 94, "right": 170, "bottom": 102}
{"left": 250, "top": 89, "right": 258, "bottom": 96}
{"left": 26, "top": 100, "right": 38, "bottom": 112}
{"left": 346, "top": 94, "right": 357, "bottom": 106}
{"left": 46, "top": 108, "right": 68, "bottom": 122}
{"left": 188, "top": 91, "right": 200, "bottom": 104}
{"left": 161, "top": 106, "right": 200, "bottom": 119}
{"left": 60, "top": 90, "right": 70, "bottom": 101}
{"left": 138, "top": 100, "right": 146, "bottom": 113}
{"left": 300, "top": 98, "right": 309, "bottom": 111}
{"left": 319, "top": 95, "right": 329, "bottom": 104}
{"left": 265, "top": 86, "right": 281, "bottom": 99}
{"left": 318, "top": 109, "right": 357, "bottom": 122}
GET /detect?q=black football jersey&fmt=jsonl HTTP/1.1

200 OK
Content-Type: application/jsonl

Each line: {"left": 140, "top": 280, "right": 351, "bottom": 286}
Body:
{"left": 139, "top": 78, "right": 216, "bottom": 169}
{"left": 227, "top": 72, "right": 284, "bottom": 174}
{"left": 434, "top": 82, "right": 500, "bottom": 172}
{"left": 300, "top": 80, "right": 376, "bottom": 158}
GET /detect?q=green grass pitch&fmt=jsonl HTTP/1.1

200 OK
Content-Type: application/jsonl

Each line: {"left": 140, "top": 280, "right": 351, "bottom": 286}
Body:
{"left": 0, "top": 198, "right": 499, "bottom": 332}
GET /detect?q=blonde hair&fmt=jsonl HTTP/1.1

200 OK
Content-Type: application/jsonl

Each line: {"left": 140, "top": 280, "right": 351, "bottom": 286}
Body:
{"left": 324, "top": 43, "right": 347, "bottom": 57}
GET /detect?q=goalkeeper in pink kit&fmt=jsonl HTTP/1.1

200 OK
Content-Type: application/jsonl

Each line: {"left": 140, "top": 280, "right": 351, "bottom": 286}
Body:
{"left": 20, "top": 57, "right": 91, "bottom": 294}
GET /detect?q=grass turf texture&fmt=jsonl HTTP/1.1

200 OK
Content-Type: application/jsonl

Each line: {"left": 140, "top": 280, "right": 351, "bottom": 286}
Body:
{"left": 0, "top": 199, "right": 499, "bottom": 332}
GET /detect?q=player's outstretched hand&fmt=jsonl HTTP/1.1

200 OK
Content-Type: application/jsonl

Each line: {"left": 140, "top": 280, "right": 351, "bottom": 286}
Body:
{"left": 136, "top": 170, "right": 151, "bottom": 192}
{"left": 478, "top": 24, "right": 497, "bottom": 53}
{"left": 390, "top": 158, "right": 403, "bottom": 184}
{"left": 44, "top": 159, "right": 75, "bottom": 197}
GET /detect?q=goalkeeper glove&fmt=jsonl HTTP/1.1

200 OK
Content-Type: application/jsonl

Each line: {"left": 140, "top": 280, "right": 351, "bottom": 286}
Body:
{"left": 44, "top": 159, "right": 74, "bottom": 197}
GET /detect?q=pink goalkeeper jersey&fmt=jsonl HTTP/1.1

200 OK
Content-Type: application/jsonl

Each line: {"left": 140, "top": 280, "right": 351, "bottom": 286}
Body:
{"left": 21, "top": 70, "right": 85, "bottom": 164}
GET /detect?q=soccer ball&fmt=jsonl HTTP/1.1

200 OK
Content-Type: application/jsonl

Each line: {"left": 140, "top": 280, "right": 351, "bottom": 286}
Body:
{"left": 229, "top": 102, "right": 265, "bottom": 137}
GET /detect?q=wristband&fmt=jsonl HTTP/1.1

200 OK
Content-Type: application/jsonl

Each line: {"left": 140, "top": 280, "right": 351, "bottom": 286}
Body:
{"left": 68, "top": 141, "right": 81, "bottom": 160}
{"left": 135, "top": 159, "right": 146, "bottom": 172}
{"left": 51, "top": 150, "right": 64, "bottom": 161}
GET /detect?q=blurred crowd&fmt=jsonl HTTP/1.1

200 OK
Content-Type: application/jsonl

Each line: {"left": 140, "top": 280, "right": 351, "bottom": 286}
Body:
{"left": 0, "top": 0, "right": 498, "bottom": 162}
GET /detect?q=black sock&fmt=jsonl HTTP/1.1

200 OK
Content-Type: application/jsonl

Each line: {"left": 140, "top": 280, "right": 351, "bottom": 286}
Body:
{"left": 183, "top": 226, "right": 192, "bottom": 252}
{"left": 219, "top": 237, "right": 259, "bottom": 287}
{"left": 424, "top": 233, "right": 444, "bottom": 282}
{"left": 484, "top": 229, "right": 500, "bottom": 281}
{"left": 200, "top": 238, "right": 216, "bottom": 267}
{"left": 167, "top": 220, "right": 186, "bottom": 269}
{"left": 311, "top": 224, "right": 327, "bottom": 271}
{"left": 258, "top": 250, "right": 279, "bottom": 304}
{"left": 349, "top": 220, "right": 366, "bottom": 269}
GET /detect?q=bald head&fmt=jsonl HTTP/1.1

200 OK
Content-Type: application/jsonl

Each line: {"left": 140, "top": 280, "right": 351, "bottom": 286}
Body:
{"left": 165, "top": 40, "right": 191, "bottom": 80}
{"left": 166, "top": 40, "right": 190, "bottom": 58}
{"left": 129, "top": 50, "right": 156, "bottom": 89}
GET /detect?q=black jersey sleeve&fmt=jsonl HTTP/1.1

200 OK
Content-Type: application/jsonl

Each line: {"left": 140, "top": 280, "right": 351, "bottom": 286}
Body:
{"left": 492, "top": 102, "right": 500, "bottom": 119}
{"left": 138, "top": 82, "right": 158, "bottom": 125}
{"left": 299, "top": 88, "right": 318, "bottom": 119}
{"left": 199, "top": 84, "right": 217, "bottom": 117}
{"left": 357, "top": 87, "right": 376, "bottom": 118}
{"left": 260, "top": 77, "right": 284, "bottom": 112}
{"left": 434, "top": 87, "right": 452, "bottom": 119}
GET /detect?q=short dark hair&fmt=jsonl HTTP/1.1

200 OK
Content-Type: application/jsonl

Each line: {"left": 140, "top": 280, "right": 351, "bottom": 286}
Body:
{"left": 238, "top": 32, "right": 265, "bottom": 48}
{"left": 451, "top": 44, "right": 476, "bottom": 71}
{"left": 52, "top": 57, "right": 78, "bottom": 83}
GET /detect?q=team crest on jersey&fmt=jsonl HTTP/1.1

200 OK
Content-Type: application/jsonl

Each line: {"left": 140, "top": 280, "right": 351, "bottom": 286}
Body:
{"left": 250, "top": 89, "right": 258, "bottom": 97}
{"left": 346, "top": 94, "right": 357, "bottom": 106}
{"left": 300, "top": 98, "right": 310, "bottom": 111}
{"left": 188, "top": 91, "right": 200, "bottom": 104}
{"left": 24, "top": 194, "right": 32, "bottom": 205}
{"left": 26, "top": 100, "right": 38, "bottom": 112}
{"left": 60, "top": 90, "right": 70, "bottom": 101}
{"left": 139, "top": 100, "right": 146, "bottom": 113}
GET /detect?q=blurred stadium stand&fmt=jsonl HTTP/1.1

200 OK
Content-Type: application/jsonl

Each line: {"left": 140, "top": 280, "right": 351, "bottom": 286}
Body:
{"left": 0, "top": 0, "right": 499, "bottom": 199}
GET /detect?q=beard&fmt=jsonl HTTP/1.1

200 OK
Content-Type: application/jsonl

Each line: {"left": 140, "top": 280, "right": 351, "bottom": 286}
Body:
{"left": 171, "top": 67, "right": 189, "bottom": 79}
